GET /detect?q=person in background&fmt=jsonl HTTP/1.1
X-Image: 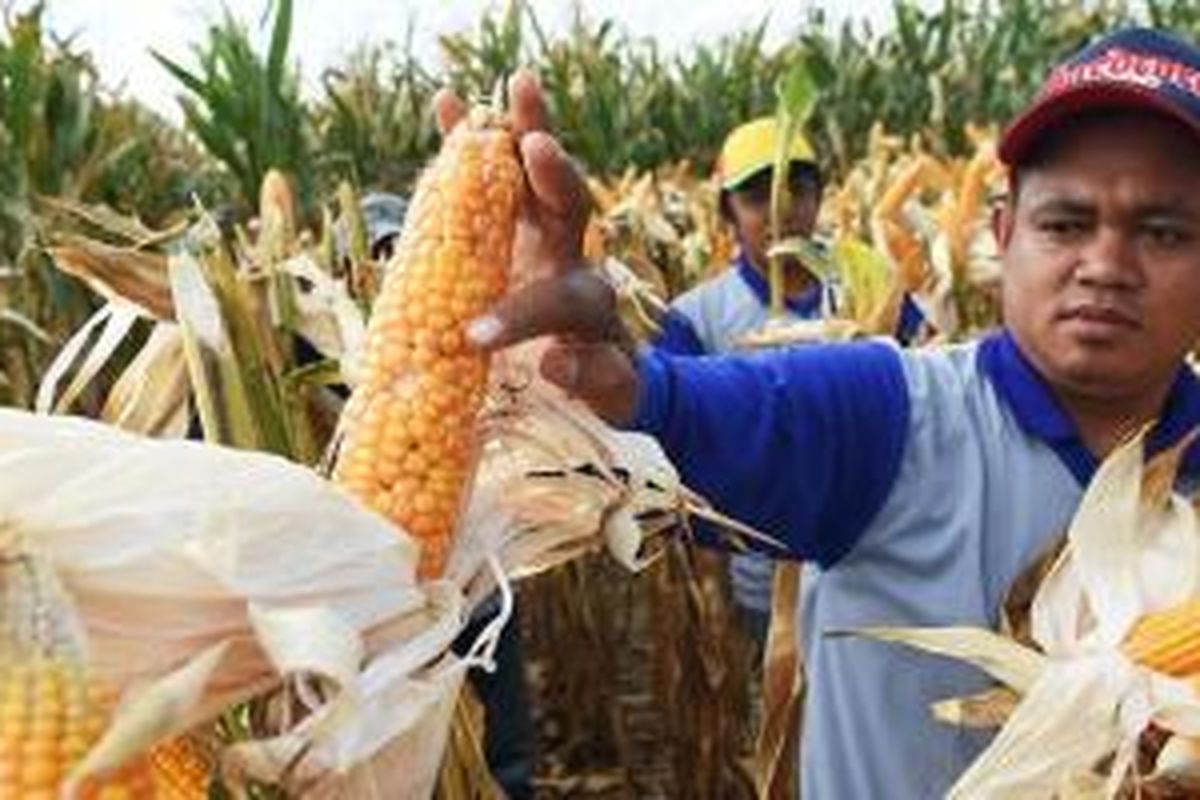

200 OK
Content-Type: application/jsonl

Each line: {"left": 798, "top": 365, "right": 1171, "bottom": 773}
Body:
{"left": 655, "top": 118, "right": 921, "bottom": 650}
{"left": 358, "top": 192, "right": 408, "bottom": 261}
{"left": 654, "top": 118, "right": 829, "bottom": 651}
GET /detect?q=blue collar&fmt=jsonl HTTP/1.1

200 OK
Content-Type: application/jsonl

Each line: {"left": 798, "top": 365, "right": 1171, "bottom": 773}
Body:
{"left": 734, "top": 253, "right": 824, "bottom": 318}
{"left": 978, "top": 329, "right": 1200, "bottom": 485}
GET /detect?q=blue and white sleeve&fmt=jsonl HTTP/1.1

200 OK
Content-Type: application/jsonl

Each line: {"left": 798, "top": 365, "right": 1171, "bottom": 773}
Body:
{"left": 653, "top": 308, "right": 707, "bottom": 356}
{"left": 629, "top": 342, "right": 911, "bottom": 567}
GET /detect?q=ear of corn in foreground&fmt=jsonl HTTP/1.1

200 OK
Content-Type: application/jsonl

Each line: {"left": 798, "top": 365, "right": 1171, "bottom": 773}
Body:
{"left": 146, "top": 736, "right": 212, "bottom": 799}
{"left": 0, "top": 652, "right": 159, "bottom": 796}
{"left": 0, "top": 654, "right": 141, "bottom": 799}
{"left": 333, "top": 108, "right": 523, "bottom": 578}
{"left": 0, "top": 656, "right": 211, "bottom": 799}
{"left": 0, "top": 542, "right": 210, "bottom": 799}
{"left": 1122, "top": 597, "right": 1200, "bottom": 679}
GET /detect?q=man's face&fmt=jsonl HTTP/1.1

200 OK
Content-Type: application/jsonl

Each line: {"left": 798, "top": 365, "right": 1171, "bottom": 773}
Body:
{"left": 998, "top": 112, "right": 1200, "bottom": 404}
{"left": 725, "top": 162, "right": 822, "bottom": 269}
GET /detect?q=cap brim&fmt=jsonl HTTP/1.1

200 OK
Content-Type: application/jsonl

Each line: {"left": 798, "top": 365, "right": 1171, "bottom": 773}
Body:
{"left": 721, "top": 159, "right": 820, "bottom": 192}
{"left": 369, "top": 223, "right": 404, "bottom": 249}
{"left": 721, "top": 162, "right": 772, "bottom": 191}
{"left": 999, "top": 83, "right": 1200, "bottom": 166}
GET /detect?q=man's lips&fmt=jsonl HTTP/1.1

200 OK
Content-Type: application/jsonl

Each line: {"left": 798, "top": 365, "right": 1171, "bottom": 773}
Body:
{"left": 1058, "top": 302, "right": 1141, "bottom": 333}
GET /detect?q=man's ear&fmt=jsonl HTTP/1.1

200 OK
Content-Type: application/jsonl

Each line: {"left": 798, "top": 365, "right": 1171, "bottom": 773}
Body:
{"left": 992, "top": 195, "right": 1015, "bottom": 254}
{"left": 718, "top": 192, "right": 735, "bottom": 226}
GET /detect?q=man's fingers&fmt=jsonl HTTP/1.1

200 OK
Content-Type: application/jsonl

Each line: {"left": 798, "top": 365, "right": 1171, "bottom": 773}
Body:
{"left": 509, "top": 69, "right": 548, "bottom": 136}
{"left": 440, "top": 70, "right": 543, "bottom": 136}
{"left": 522, "top": 132, "right": 589, "bottom": 220}
{"left": 540, "top": 342, "right": 639, "bottom": 424}
{"left": 467, "top": 271, "right": 617, "bottom": 351}
{"left": 434, "top": 89, "right": 467, "bottom": 136}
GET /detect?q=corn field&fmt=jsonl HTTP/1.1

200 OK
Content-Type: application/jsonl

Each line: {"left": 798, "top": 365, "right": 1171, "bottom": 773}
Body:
{"left": 4, "top": 0, "right": 1200, "bottom": 798}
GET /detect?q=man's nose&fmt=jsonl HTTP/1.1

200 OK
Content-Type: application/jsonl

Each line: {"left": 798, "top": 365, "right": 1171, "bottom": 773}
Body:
{"left": 1074, "top": 225, "right": 1143, "bottom": 289}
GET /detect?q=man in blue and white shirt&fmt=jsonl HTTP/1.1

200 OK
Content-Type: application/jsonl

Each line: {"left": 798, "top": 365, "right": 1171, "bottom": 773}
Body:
{"left": 657, "top": 116, "right": 923, "bottom": 645}
{"left": 457, "top": 26, "right": 1200, "bottom": 799}
{"left": 656, "top": 116, "right": 831, "bottom": 645}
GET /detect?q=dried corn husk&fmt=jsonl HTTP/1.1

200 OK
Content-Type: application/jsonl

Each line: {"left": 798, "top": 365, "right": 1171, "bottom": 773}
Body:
{"left": 737, "top": 317, "right": 862, "bottom": 350}
{"left": 451, "top": 371, "right": 775, "bottom": 605}
{"left": 1, "top": 359, "right": 761, "bottom": 796}
{"left": 0, "top": 407, "right": 472, "bottom": 795}
{"left": 1149, "top": 733, "right": 1200, "bottom": 792}
{"left": 847, "top": 431, "right": 1200, "bottom": 798}
{"left": 598, "top": 256, "right": 670, "bottom": 340}
{"left": 35, "top": 301, "right": 142, "bottom": 415}
{"left": 279, "top": 252, "right": 368, "bottom": 382}
{"left": 753, "top": 562, "right": 805, "bottom": 798}
{"left": 49, "top": 239, "right": 174, "bottom": 321}
{"left": 100, "top": 322, "right": 191, "bottom": 437}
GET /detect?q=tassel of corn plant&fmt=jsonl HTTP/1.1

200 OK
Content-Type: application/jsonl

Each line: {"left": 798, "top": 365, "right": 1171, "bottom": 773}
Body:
{"left": 1122, "top": 597, "right": 1200, "bottom": 678}
{"left": 333, "top": 107, "right": 522, "bottom": 578}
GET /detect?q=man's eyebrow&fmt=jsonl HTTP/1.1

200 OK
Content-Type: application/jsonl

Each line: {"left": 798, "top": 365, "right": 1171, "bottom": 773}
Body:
{"left": 1132, "top": 202, "right": 1200, "bottom": 223}
{"left": 1026, "top": 196, "right": 1095, "bottom": 216}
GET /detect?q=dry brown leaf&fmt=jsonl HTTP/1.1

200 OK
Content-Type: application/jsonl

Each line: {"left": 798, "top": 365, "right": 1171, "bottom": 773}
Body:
{"left": 753, "top": 562, "right": 804, "bottom": 800}
{"left": 51, "top": 241, "right": 174, "bottom": 320}
{"left": 931, "top": 686, "right": 1021, "bottom": 729}
{"left": 1002, "top": 533, "right": 1069, "bottom": 648}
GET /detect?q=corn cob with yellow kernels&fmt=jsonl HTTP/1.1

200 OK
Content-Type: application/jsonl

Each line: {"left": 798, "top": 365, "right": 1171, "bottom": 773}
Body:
{"left": 334, "top": 108, "right": 523, "bottom": 577}
{"left": 1122, "top": 597, "right": 1200, "bottom": 678}
{"left": 0, "top": 654, "right": 160, "bottom": 799}
{"left": 147, "top": 735, "right": 210, "bottom": 799}
{"left": 0, "top": 546, "right": 210, "bottom": 799}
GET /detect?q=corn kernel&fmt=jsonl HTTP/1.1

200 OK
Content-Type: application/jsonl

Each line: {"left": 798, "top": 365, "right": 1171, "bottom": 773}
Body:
{"left": 1123, "top": 597, "right": 1200, "bottom": 677}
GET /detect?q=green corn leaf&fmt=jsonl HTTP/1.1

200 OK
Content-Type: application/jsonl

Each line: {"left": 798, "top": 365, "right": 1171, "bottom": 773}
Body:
{"left": 150, "top": 51, "right": 210, "bottom": 98}
{"left": 767, "top": 60, "right": 819, "bottom": 316}
{"left": 266, "top": 0, "right": 293, "bottom": 92}
{"left": 766, "top": 237, "right": 837, "bottom": 283}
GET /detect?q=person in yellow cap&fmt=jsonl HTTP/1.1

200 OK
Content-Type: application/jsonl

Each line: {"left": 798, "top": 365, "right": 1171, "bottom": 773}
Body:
{"left": 656, "top": 117, "right": 826, "bottom": 351}
{"left": 712, "top": 116, "right": 824, "bottom": 294}
{"left": 651, "top": 116, "right": 830, "bottom": 649}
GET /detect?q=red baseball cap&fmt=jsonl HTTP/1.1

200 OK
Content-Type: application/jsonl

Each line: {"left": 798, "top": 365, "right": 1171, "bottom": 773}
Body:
{"left": 999, "top": 28, "right": 1200, "bottom": 167}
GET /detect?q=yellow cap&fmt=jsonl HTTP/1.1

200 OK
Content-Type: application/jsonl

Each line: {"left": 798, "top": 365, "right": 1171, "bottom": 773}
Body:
{"left": 716, "top": 116, "right": 816, "bottom": 191}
